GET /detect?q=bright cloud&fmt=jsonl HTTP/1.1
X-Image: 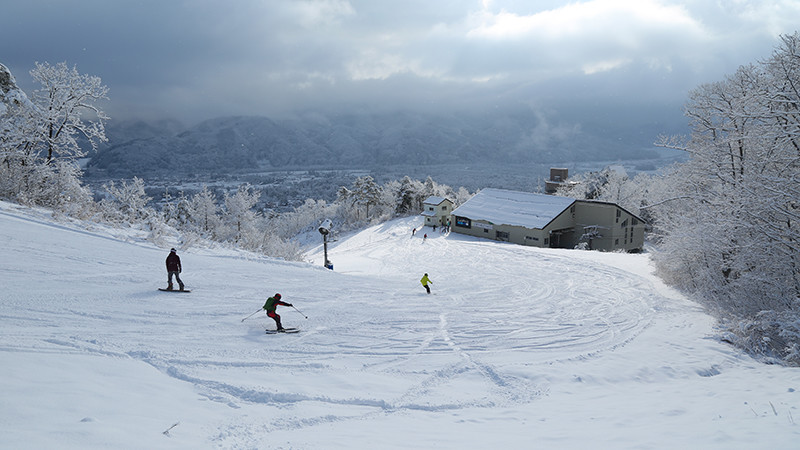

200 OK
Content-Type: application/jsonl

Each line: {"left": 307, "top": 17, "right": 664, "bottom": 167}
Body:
{"left": 291, "top": 0, "right": 355, "bottom": 28}
{"left": 582, "top": 58, "right": 632, "bottom": 74}
{"left": 468, "top": 0, "right": 703, "bottom": 41}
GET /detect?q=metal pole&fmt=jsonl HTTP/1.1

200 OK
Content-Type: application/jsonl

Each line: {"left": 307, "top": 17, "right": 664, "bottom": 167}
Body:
{"left": 292, "top": 305, "right": 308, "bottom": 319}
{"left": 323, "top": 233, "right": 329, "bottom": 267}
{"left": 241, "top": 308, "right": 262, "bottom": 322}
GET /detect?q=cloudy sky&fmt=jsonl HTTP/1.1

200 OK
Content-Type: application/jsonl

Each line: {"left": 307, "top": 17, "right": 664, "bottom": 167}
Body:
{"left": 3, "top": 0, "right": 799, "bottom": 126}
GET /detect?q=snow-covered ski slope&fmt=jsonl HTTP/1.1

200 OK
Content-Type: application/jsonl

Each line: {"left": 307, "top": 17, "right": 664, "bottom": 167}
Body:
{"left": 0, "top": 201, "right": 797, "bottom": 449}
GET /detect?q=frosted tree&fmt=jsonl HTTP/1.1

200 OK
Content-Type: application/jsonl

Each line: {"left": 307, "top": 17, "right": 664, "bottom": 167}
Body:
{"left": 1, "top": 63, "right": 37, "bottom": 192}
{"left": 554, "top": 166, "right": 650, "bottom": 217}
{"left": 351, "top": 175, "right": 383, "bottom": 219}
{"left": 395, "top": 176, "right": 426, "bottom": 214}
{"left": 0, "top": 62, "right": 107, "bottom": 210}
{"left": 186, "top": 185, "right": 221, "bottom": 237}
{"left": 29, "top": 62, "right": 109, "bottom": 162}
{"left": 453, "top": 186, "right": 473, "bottom": 207}
{"left": 335, "top": 185, "right": 359, "bottom": 224}
{"left": 275, "top": 198, "right": 339, "bottom": 239}
{"left": 653, "top": 32, "right": 800, "bottom": 364}
{"left": 222, "top": 184, "right": 261, "bottom": 244}
{"left": 334, "top": 176, "right": 383, "bottom": 223}
{"left": 98, "top": 177, "right": 153, "bottom": 225}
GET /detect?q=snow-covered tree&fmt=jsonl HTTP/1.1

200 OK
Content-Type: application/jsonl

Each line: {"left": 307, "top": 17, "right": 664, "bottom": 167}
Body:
{"left": 395, "top": 176, "right": 426, "bottom": 214}
{"left": 351, "top": 175, "right": 382, "bottom": 218}
{"left": 0, "top": 61, "right": 106, "bottom": 211}
{"left": 652, "top": 32, "right": 800, "bottom": 365}
{"left": 221, "top": 184, "right": 261, "bottom": 244}
{"left": 98, "top": 177, "right": 153, "bottom": 225}
{"left": 186, "top": 186, "right": 222, "bottom": 237}
{"left": 275, "top": 198, "right": 339, "bottom": 239}
{"left": 30, "top": 61, "right": 109, "bottom": 162}
{"left": 555, "top": 166, "right": 650, "bottom": 218}
{"left": 453, "top": 186, "right": 473, "bottom": 207}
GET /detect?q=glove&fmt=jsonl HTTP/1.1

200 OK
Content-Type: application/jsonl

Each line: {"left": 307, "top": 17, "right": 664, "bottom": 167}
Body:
{"left": 287, "top": 303, "right": 293, "bottom": 307}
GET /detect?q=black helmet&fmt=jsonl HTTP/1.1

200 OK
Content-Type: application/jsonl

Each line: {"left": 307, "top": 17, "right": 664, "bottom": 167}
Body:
{"left": 274, "top": 293, "right": 281, "bottom": 299}
{"left": 170, "top": 248, "right": 177, "bottom": 253}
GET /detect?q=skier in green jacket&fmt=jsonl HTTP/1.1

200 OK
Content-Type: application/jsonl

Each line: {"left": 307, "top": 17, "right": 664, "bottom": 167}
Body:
{"left": 263, "top": 293, "right": 292, "bottom": 331}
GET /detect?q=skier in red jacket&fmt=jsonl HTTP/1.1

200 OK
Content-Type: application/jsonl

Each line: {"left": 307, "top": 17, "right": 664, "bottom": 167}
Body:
{"left": 263, "top": 293, "right": 292, "bottom": 331}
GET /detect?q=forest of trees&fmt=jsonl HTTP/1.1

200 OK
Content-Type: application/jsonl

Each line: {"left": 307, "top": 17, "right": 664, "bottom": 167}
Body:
{"left": 2, "top": 33, "right": 799, "bottom": 365}
{"left": 556, "top": 33, "right": 800, "bottom": 366}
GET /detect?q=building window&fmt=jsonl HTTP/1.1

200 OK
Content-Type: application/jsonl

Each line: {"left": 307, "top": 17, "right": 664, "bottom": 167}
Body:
{"left": 525, "top": 236, "right": 539, "bottom": 241}
{"left": 615, "top": 239, "right": 619, "bottom": 245}
{"left": 616, "top": 209, "right": 621, "bottom": 223}
{"left": 496, "top": 231, "right": 509, "bottom": 241}
{"left": 441, "top": 205, "right": 448, "bottom": 211}
{"left": 544, "top": 238, "right": 549, "bottom": 245}
{"left": 484, "top": 228, "right": 489, "bottom": 233}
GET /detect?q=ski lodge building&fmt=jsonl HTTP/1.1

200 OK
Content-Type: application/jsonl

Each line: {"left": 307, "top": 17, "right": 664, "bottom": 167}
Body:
{"left": 422, "top": 196, "right": 455, "bottom": 228}
{"left": 449, "top": 188, "right": 646, "bottom": 252}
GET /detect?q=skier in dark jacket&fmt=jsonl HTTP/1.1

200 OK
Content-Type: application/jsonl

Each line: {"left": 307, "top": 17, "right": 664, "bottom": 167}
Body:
{"left": 165, "top": 248, "right": 184, "bottom": 291}
{"left": 263, "top": 293, "right": 292, "bottom": 331}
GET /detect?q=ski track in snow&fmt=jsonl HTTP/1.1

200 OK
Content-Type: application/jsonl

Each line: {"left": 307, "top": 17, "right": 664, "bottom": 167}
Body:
{"left": 1, "top": 208, "right": 685, "bottom": 444}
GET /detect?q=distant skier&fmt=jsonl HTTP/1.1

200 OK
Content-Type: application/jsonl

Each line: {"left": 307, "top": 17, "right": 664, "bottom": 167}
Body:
{"left": 263, "top": 293, "right": 293, "bottom": 331}
{"left": 165, "top": 248, "right": 184, "bottom": 291}
{"left": 412, "top": 227, "right": 416, "bottom": 236}
{"left": 420, "top": 273, "right": 432, "bottom": 294}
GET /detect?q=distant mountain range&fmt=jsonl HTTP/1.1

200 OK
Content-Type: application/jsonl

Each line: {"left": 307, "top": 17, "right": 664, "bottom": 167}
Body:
{"left": 84, "top": 109, "right": 680, "bottom": 180}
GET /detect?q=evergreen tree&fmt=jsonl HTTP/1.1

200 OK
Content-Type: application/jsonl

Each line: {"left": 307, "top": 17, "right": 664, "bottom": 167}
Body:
{"left": 395, "top": 176, "right": 425, "bottom": 214}
{"left": 351, "top": 175, "right": 382, "bottom": 219}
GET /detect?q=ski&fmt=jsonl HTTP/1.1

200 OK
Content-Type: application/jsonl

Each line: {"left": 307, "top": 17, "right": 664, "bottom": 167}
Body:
{"left": 266, "top": 327, "right": 299, "bottom": 334}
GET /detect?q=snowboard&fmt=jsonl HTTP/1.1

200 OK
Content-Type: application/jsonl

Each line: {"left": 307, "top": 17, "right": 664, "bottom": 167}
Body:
{"left": 158, "top": 288, "right": 191, "bottom": 293}
{"left": 266, "top": 327, "right": 299, "bottom": 334}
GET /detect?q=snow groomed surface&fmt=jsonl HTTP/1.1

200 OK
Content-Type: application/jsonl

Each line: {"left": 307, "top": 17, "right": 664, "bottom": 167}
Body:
{"left": 0, "top": 201, "right": 797, "bottom": 449}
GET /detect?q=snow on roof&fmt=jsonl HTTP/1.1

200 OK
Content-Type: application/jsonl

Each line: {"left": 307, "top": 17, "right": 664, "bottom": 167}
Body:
{"left": 451, "top": 188, "right": 576, "bottom": 229}
{"left": 423, "top": 196, "right": 450, "bottom": 205}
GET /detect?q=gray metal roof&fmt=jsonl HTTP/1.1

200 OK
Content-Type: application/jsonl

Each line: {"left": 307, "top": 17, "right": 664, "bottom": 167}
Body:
{"left": 451, "top": 188, "right": 575, "bottom": 229}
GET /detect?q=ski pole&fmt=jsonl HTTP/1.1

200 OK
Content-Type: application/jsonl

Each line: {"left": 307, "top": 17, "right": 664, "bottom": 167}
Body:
{"left": 292, "top": 305, "right": 308, "bottom": 319}
{"left": 241, "top": 308, "right": 263, "bottom": 322}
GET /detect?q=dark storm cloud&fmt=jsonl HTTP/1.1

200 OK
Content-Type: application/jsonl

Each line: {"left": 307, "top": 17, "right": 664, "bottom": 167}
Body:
{"left": 2, "top": 0, "right": 799, "bottom": 124}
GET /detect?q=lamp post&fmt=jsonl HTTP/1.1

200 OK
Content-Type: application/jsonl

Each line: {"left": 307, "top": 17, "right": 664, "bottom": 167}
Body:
{"left": 318, "top": 219, "right": 333, "bottom": 270}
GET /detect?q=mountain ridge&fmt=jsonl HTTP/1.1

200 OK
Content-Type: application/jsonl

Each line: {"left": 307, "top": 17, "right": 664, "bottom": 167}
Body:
{"left": 85, "top": 109, "right": 677, "bottom": 179}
